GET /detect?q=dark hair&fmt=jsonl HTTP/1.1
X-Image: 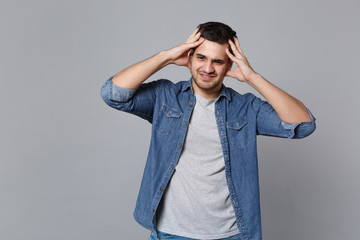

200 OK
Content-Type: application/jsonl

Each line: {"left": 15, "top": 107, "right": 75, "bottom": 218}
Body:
{"left": 197, "top": 21, "right": 237, "bottom": 55}
{"left": 197, "top": 21, "right": 237, "bottom": 44}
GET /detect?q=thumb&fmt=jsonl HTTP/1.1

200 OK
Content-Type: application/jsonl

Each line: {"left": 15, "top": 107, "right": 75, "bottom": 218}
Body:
{"left": 226, "top": 70, "right": 236, "bottom": 78}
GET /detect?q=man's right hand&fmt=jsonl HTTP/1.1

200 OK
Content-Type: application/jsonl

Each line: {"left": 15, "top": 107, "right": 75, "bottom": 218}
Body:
{"left": 112, "top": 28, "right": 204, "bottom": 90}
{"left": 165, "top": 28, "right": 204, "bottom": 68}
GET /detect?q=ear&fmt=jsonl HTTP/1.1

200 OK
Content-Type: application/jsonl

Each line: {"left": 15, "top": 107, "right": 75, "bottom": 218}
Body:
{"left": 227, "top": 59, "right": 233, "bottom": 71}
{"left": 189, "top": 48, "right": 194, "bottom": 57}
{"left": 188, "top": 49, "right": 194, "bottom": 62}
{"left": 186, "top": 49, "right": 194, "bottom": 69}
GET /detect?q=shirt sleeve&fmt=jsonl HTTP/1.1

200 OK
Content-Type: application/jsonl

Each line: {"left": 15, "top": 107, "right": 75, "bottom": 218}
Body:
{"left": 252, "top": 97, "right": 316, "bottom": 139}
{"left": 100, "top": 76, "right": 161, "bottom": 123}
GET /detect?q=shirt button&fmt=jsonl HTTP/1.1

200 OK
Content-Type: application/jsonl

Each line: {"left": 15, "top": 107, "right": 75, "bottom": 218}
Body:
{"left": 161, "top": 187, "right": 165, "bottom": 191}
{"left": 184, "top": 122, "right": 187, "bottom": 126}
{"left": 189, "top": 103, "right": 193, "bottom": 107}
{"left": 178, "top": 144, "right": 182, "bottom": 148}
{"left": 151, "top": 209, "right": 155, "bottom": 213}
{"left": 169, "top": 166, "right": 174, "bottom": 170}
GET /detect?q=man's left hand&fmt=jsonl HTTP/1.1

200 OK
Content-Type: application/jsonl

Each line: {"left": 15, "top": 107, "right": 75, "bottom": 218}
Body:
{"left": 225, "top": 37, "right": 257, "bottom": 83}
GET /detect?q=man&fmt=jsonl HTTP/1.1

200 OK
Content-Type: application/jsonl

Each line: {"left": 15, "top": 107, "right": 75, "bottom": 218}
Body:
{"left": 101, "top": 22, "right": 316, "bottom": 240}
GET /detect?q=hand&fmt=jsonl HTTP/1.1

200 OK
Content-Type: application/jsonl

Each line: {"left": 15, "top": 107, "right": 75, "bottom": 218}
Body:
{"left": 225, "top": 37, "right": 256, "bottom": 83}
{"left": 165, "top": 28, "right": 204, "bottom": 68}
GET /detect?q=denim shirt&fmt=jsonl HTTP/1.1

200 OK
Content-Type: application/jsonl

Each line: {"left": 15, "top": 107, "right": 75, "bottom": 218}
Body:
{"left": 100, "top": 77, "right": 316, "bottom": 240}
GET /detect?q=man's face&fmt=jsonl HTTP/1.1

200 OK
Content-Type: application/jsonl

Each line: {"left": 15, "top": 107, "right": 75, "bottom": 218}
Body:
{"left": 189, "top": 39, "right": 232, "bottom": 99}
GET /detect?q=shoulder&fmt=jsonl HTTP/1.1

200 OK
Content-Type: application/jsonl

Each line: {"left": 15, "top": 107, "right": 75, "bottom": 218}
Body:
{"left": 145, "top": 79, "right": 183, "bottom": 88}
{"left": 223, "top": 85, "right": 258, "bottom": 103}
{"left": 223, "top": 85, "right": 268, "bottom": 113}
{"left": 147, "top": 79, "right": 189, "bottom": 94}
{"left": 137, "top": 79, "right": 175, "bottom": 94}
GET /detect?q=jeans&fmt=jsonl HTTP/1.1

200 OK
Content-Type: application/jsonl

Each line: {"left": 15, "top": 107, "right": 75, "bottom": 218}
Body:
{"left": 149, "top": 231, "right": 241, "bottom": 240}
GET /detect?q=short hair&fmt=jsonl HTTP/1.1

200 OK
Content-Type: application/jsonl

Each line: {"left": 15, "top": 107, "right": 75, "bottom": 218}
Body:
{"left": 197, "top": 21, "right": 237, "bottom": 44}
{"left": 197, "top": 21, "right": 237, "bottom": 55}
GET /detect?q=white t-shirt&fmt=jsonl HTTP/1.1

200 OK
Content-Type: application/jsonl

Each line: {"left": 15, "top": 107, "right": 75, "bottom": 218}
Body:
{"left": 156, "top": 93, "right": 239, "bottom": 239}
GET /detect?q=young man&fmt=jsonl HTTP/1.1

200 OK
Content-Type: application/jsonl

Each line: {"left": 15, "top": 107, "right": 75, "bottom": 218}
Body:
{"left": 101, "top": 22, "right": 316, "bottom": 240}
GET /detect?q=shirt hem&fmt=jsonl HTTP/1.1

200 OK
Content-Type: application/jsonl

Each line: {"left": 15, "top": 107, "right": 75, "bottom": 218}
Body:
{"left": 156, "top": 226, "right": 240, "bottom": 239}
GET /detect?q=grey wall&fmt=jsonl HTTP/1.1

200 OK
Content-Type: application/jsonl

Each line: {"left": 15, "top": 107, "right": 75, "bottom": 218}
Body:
{"left": 1, "top": 0, "right": 359, "bottom": 239}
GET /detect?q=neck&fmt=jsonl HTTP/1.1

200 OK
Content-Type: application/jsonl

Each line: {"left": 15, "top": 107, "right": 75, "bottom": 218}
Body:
{"left": 191, "top": 81, "right": 221, "bottom": 100}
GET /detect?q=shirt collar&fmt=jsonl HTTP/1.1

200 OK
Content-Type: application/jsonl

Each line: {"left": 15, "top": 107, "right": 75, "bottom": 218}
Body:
{"left": 182, "top": 77, "right": 232, "bottom": 101}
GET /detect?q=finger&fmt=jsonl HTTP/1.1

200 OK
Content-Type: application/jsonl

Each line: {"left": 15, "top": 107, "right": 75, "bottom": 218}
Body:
{"left": 177, "top": 37, "right": 203, "bottom": 56}
{"left": 225, "top": 69, "right": 236, "bottom": 78}
{"left": 232, "top": 37, "right": 245, "bottom": 56}
{"left": 186, "top": 32, "right": 201, "bottom": 44}
{"left": 189, "top": 37, "right": 205, "bottom": 48}
{"left": 187, "top": 28, "right": 200, "bottom": 42}
{"left": 233, "top": 37, "right": 240, "bottom": 50}
{"left": 225, "top": 48, "right": 237, "bottom": 62}
{"left": 231, "top": 39, "right": 245, "bottom": 58}
{"left": 227, "top": 40, "right": 242, "bottom": 58}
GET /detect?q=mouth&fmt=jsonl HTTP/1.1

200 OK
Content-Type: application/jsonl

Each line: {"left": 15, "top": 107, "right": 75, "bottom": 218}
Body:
{"left": 199, "top": 72, "right": 216, "bottom": 81}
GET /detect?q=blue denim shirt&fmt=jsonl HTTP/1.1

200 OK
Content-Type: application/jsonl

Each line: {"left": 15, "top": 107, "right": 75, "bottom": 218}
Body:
{"left": 101, "top": 77, "right": 316, "bottom": 240}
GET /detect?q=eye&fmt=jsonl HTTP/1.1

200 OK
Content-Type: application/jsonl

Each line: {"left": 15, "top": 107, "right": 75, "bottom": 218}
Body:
{"left": 197, "top": 55, "right": 205, "bottom": 60}
{"left": 214, "top": 60, "right": 224, "bottom": 65}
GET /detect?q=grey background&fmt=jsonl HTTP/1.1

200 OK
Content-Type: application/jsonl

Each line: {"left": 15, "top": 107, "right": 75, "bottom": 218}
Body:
{"left": 1, "top": 0, "right": 359, "bottom": 239}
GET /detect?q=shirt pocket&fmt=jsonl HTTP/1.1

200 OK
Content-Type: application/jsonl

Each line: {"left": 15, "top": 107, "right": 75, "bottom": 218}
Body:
{"left": 226, "top": 118, "right": 251, "bottom": 149}
{"left": 154, "top": 104, "right": 182, "bottom": 136}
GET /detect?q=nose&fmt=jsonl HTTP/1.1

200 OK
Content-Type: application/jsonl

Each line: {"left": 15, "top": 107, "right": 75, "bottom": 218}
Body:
{"left": 203, "top": 60, "right": 214, "bottom": 73}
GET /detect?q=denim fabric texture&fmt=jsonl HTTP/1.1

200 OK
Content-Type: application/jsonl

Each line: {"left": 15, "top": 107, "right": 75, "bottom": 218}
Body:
{"left": 149, "top": 231, "right": 241, "bottom": 240}
{"left": 101, "top": 77, "right": 316, "bottom": 240}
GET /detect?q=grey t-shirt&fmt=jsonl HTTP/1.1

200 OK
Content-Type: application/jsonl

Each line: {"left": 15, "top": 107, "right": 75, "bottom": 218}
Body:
{"left": 156, "top": 93, "right": 239, "bottom": 239}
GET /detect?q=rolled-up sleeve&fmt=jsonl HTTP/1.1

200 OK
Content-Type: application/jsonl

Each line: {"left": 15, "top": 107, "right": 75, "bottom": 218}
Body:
{"left": 101, "top": 76, "right": 136, "bottom": 105}
{"left": 253, "top": 97, "right": 316, "bottom": 139}
{"left": 100, "top": 76, "right": 164, "bottom": 123}
{"left": 280, "top": 108, "right": 316, "bottom": 139}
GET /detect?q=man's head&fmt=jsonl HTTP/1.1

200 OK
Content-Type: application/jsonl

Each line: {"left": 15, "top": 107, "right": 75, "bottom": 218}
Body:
{"left": 197, "top": 21, "right": 237, "bottom": 55}
{"left": 189, "top": 22, "right": 237, "bottom": 99}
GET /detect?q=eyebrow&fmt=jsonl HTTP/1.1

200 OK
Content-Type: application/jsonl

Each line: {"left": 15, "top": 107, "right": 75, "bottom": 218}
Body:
{"left": 196, "top": 54, "right": 225, "bottom": 64}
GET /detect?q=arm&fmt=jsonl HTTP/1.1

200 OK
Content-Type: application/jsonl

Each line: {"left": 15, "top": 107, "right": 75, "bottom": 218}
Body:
{"left": 226, "top": 38, "right": 312, "bottom": 124}
{"left": 112, "top": 28, "right": 204, "bottom": 90}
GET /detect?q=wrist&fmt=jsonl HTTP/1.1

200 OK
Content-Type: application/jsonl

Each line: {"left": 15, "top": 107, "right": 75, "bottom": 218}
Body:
{"left": 155, "top": 50, "right": 173, "bottom": 68}
{"left": 246, "top": 72, "right": 262, "bottom": 84}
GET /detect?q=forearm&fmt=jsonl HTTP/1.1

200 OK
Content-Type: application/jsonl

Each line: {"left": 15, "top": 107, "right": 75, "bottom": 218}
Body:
{"left": 112, "top": 51, "right": 171, "bottom": 90}
{"left": 226, "top": 38, "right": 312, "bottom": 124}
{"left": 247, "top": 73, "right": 312, "bottom": 124}
{"left": 112, "top": 29, "right": 203, "bottom": 90}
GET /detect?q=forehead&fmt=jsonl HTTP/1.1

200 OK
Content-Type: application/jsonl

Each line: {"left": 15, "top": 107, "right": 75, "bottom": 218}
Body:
{"left": 194, "top": 40, "right": 229, "bottom": 60}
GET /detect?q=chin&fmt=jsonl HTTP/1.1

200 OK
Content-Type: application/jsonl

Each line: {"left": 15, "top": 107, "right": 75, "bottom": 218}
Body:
{"left": 193, "top": 76, "right": 222, "bottom": 90}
